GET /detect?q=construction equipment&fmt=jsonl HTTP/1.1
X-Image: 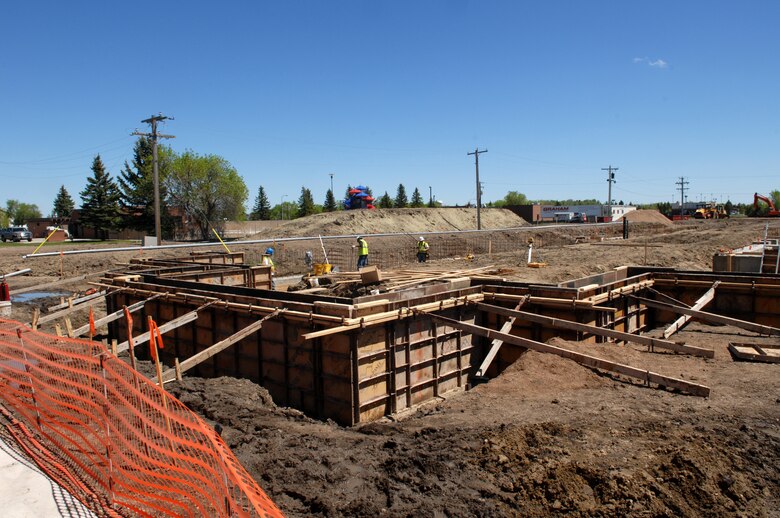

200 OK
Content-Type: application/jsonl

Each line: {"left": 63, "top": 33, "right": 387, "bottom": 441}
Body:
{"left": 693, "top": 202, "right": 728, "bottom": 219}
{"left": 753, "top": 192, "right": 780, "bottom": 217}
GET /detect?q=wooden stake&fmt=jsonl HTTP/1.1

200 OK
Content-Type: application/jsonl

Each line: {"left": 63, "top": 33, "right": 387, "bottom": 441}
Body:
{"left": 174, "top": 358, "right": 182, "bottom": 381}
{"left": 31, "top": 308, "right": 40, "bottom": 330}
{"left": 111, "top": 339, "right": 117, "bottom": 356}
{"left": 54, "top": 324, "right": 63, "bottom": 337}
{"left": 64, "top": 317, "right": 74, "bottom": 338}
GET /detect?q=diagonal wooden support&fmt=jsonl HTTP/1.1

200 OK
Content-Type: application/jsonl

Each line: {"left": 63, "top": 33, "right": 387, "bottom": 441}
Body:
{"left": 116, "top": 301, "right": 216, "bottom": 354}
{"left": 474, "top": 301, "right": 714, "bottom": 358}
{"left": 425, "top": 312, "right": 710, "bottom": 397}
{"left": 631, "top": 295, "right": 780, "bottom": 337}
{"left": 72, "top": 294, "right": 162, "bottom": 338}
{"left": 161, "top": 309, "right": 284, "bottom": 383}
{"left": 663, "top": 281, "right": 719, "bottom": 339}
{"left": 475, "top": 296, "right": 529, "bottom": 377}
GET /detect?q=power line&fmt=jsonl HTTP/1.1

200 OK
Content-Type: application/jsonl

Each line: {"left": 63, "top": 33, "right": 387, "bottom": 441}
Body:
{"left": 133, "top": 114, "right": 175, "bottom": 245}
{"left": 467, "top": 148, "right": 488, "bottom": 230}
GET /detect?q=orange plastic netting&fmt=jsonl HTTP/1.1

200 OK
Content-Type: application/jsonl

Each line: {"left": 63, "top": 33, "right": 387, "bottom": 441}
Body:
{"left": 0, "top": 318, "right": 283, "bottom": 517}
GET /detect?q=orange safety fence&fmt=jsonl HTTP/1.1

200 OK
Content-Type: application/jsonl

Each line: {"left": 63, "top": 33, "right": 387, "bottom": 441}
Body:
{"left": 0, "top": 318, "right": 284, "bottom": 517}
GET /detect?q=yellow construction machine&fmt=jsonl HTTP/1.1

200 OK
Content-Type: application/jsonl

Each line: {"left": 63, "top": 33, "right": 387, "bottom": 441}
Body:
{"left": 693, "top": 203, "right": 728, "bottom": 219}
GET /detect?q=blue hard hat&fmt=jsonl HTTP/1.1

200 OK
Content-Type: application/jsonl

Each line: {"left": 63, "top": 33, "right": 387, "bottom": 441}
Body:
{"left": 265, "top": 248, "right": 274, "bottom": 255}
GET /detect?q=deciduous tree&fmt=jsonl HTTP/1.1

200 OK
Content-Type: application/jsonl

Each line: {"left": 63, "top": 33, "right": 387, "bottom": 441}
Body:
{"left": 4, "top": 200, "right": 41, "bottom": 225}
{"left": 166, "top": 151, "right": 248, "bottom": 240}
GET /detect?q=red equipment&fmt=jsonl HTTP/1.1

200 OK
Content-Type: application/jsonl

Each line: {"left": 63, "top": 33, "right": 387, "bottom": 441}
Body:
{"left": 753, "top": 193, "right": 780, "bottom": 217}
{"left": 0, "top": 280, "right": 9, "bottom": 303}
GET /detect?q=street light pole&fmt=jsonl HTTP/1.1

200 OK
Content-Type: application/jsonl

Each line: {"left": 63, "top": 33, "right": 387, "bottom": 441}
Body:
{"left": 329, "top": 173, "right": 334, "bottom": 194}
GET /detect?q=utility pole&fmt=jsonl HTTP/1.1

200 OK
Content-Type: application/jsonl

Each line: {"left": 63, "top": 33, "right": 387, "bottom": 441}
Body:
{"left": 676, "top": 177, "right": 689, "bottom": 217}
{"left": 467, "top": 148, "right": 488, "bottom": 229}
{"left": 133, "top": 114, "right": 174, "bottom": 245}
{"left": 601, "top": 165, "right": 618, "bottom": 221}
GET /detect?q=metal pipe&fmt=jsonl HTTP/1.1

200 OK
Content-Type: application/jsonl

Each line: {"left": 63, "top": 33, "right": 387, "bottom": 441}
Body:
{"left": 2, "top": 268, "right": 32, "bottom": 278}
{"left": 23, "top": 222, "right": 622, "bottom": 259}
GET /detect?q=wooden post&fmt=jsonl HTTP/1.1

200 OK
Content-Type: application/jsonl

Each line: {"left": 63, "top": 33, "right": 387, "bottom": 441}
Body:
{"left": 31, "top": 308, "right": 40, "bottom": 330}
{"left": 64, "top": 317, "right": 74, "bottom": 338}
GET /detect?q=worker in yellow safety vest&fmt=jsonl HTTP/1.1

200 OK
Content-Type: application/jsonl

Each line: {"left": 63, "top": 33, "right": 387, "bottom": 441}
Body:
{"left": 261, "top": 247, "right": 276, "bottom": 289}
{"left": 417, "top": 236, "right": 430, "bottom": 263}
{"left": 354, "top": 236, "right": 369, "bottom": 269}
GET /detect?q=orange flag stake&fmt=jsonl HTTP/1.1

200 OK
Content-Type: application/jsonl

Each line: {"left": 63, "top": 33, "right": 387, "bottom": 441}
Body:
{"left": 89, "top": 307, "right": 96, "bottom": 340}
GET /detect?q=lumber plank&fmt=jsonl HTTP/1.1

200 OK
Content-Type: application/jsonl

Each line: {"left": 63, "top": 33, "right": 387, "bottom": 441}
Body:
{"left": 47, "top": 290, "right": 107, "bottom": 312}
{"left": 116, "top": 302, "right": 214, "bottom": 354}
{"left": 161, "top": 309, "right": 284, "bottom": 383}
{"left": 13, "top": 269, "right": 112, "bottom": 295}
{"left": 72, "top": 294, "right": 162, "bottom": 338}
{"left": 475, "top": 301, "right": 714, "bottom": 358}
{"left": 663, "top": 281, "right": 719, "bottom": 339}
{"left": 426, "top": 312, "right": 710, "bottom": 397}
{"left": 631, "top": 295, "right": 780, "bottom": 337}
{"left": 36, "top": 295, "right": 111, "bottom": 325}
{"left": 475, "top": 297, "right": 529, "bottom": 376}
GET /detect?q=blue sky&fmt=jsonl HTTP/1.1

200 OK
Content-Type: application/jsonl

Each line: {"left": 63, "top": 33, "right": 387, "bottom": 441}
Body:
{"left": 1, "top": 1, "right": 778, "bottom": 215}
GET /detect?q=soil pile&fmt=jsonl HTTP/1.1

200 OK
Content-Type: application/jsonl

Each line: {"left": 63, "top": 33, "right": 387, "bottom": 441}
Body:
{"left": 255, "top": 208, "right": 527, "bottom": 238}
{"left": 619, "top": 209, "right": 673, "bottom": 226}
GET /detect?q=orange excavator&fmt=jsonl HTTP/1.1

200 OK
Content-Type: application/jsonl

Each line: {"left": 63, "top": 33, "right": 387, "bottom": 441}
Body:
{"left": 753, "top": 193, "right": 780, "bottom": 217}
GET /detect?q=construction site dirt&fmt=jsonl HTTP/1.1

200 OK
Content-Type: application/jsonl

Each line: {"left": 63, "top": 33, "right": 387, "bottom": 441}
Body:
{"left": 1, "top": 210, "right": 779, "bottom": 517}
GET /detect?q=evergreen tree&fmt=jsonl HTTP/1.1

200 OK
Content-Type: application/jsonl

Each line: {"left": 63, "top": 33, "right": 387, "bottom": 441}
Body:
{"left": 297, "top": 186, "right": 316, "bottom": 217}
{"left": 428, "top": 192, "right": 435, "bottom": 208}
{"left": 394, "top": 184, "right": 408, "bottom": 208}
{"left": 410, "top": 187, "right": 424, "bottom": 207}
{"left": 117, "top": 137, "right": 173, "bottom": 236}
{"left": 80, "top": 155, "right": 122, "bottom": 240}
{"left": 323, "top": 189, "right": 337, "bottom": 212}
{"left": 250, "top": 186, "right": 272, "bottom": 220}
{"left": 378, "top": 191, "right": 393, "bottom": 209}
{"left": 52, "top": 185, "right": 75, "bottom": 219}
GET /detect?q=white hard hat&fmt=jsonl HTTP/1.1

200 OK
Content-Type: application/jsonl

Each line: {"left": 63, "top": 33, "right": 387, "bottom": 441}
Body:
{"left": 419, "top": 236, "right": 424, "bottom": 241}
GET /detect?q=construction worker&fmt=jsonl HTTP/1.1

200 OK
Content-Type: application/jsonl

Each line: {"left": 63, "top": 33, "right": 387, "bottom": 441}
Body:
{"left": 261, "top": 247, "right": 276, "bottom": 289}
{"left": 417, "top": 236, "right": 430, "bottom": 263}
{"left": 353, "top": 236, "right": 369, "bottom": 269}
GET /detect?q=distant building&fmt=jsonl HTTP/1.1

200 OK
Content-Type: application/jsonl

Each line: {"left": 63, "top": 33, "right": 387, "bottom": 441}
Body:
{"left": 509, "top": 204, "right": 636, "bottom": 223}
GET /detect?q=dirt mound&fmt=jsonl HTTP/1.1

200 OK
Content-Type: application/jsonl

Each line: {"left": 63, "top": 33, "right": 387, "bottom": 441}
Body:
{"left": 618, "top": 209, "right": 673, "bottom": 226}
{"left": 254, "top": 208, "right": 527, "bottom": 238}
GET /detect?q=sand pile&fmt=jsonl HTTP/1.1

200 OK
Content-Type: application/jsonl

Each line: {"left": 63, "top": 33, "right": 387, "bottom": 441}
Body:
{"left": 257, "top": 208, "right": 528, "bottom": 238}
{"left": 619, "top": 209, "right": 673, "bottom": 226}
